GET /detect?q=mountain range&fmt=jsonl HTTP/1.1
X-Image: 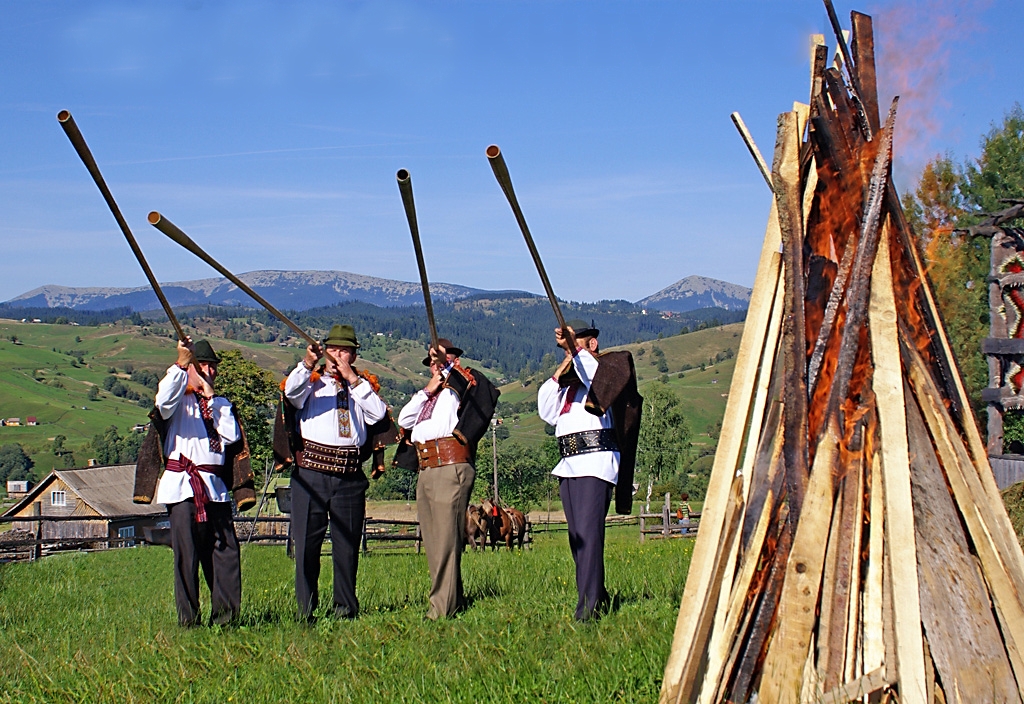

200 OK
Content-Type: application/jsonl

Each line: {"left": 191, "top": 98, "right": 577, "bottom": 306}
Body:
{"left": 4, "top": 271, "right": 751, "bottom": 314}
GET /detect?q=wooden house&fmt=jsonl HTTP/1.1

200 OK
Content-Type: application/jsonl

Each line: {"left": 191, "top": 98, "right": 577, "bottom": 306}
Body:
{"left": 6, "top": 480, "right": 31, "bottom": 498}
{"left": 2, "top": 464, "right": 166, "bottom": 547}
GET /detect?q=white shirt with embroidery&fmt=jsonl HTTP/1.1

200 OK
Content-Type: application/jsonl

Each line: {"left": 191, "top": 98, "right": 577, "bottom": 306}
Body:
{"left": 154, "top": 364, "right": 239, "bottom": 505}
{"left": 398, "top": 386, "right": 460, "bottom": 443}
{"left": 284, "top": 362, "right": 388, "bottom": 447}
{"left": 537, "top": 349, "right": 618, "bottom": 485}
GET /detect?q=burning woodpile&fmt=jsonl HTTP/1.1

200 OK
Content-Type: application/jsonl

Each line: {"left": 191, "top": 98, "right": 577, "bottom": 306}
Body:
{"left": 660, "top": 4, "right": 1024, "bottom": 703}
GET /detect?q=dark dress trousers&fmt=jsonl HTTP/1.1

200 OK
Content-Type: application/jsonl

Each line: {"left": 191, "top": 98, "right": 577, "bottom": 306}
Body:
{"left": 169, "top": 499, "right": 241, "bottom": 626}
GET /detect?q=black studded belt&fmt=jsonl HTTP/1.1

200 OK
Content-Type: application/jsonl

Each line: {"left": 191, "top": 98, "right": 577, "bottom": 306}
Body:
{"left": 557, "top": 428, "right": 619, "bottom": 458}
{"left": 296, "top": 440, "right": 362, "bottom": 474}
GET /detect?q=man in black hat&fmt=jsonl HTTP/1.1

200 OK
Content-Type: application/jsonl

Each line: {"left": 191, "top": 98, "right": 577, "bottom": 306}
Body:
{"left": 153, "top": 337, "right": 245, "bottom": 626}
{"left": 282, "top": 323, "right": 388, "bottom": 620}
{"left": 397, "top": 339, "right": 499, "bottom": 619}
{"left": 538, "top": 320, "right": 641, "bottom": 621}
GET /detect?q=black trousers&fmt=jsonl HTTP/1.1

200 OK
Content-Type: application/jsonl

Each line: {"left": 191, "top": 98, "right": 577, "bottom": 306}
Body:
{"left": 559, "top": 476, "right": 614, "bottom": 621}
{"left": 168, "top": 499, "right": 241, "bottom": 627}
{"left": 290, "top": 465, "right": 368, "bottom": 619}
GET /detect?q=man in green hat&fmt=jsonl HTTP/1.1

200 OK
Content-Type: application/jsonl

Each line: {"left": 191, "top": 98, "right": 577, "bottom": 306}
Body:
{"left": 283, "top": 324, "right": 388, "bottom": 620}
{"left": 150, "top": 337, "right": 249, "bottom": 626}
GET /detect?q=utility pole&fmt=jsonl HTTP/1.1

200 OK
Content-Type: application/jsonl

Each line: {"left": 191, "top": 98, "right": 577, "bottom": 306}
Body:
{"left": 491, "top": 418, "right": 499, "bottom": 504}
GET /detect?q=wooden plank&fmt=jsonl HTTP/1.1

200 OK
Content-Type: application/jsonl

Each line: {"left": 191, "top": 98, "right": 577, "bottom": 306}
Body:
{"left": 982, "top": 338, "right": 1024, "bottom": 355}
{"left": 698, "top": 423, "right": 785, "bottom": 704}
{"left": 757, "top": 418, "right": 839, "bottom": 704}
{"left": 850, "top": 11, "right": 880, "bottom": 133}
{"left": 731, "top": 521, "right": 793, "bottom": 701}
{"left": 660, "top": 166, "right": 785, "bottom": 704}
{"left": 815, "top": 472, "right": 846, "bottom": 687}
{"left": 739, "top": 260, "right": 784, "bottom": 498}
{"left": 887, "top": 187, "right": 987, "bottom": 465}
{"left": 774, "top": 110, "right": 809, "bottom": 518}
{"left": 868, "top": 224, "right": 927, "bottom": 704}
{"left": 842, "top": 445, "right": 865, "bottom": 685}
{"left": 666, "top": 476, "right": 746, "bottom": 704}
{"left": 862, "top": 450, "right": 885, "bottom": 673}
{"left": 820, "top": 449, "right": 863, "bottom": 690}
{"left": 905, "top": 345, "right": 1024, "bottom": 700}
{"left": 905, "top": 391, "right": 1020, "bottom": 703}
{"left": 819, "top": 666, "right": 893, "bottom": 703}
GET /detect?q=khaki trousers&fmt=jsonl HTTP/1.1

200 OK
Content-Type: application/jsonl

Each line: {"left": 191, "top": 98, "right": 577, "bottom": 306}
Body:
{"left": 416, "top": 462, "right": 475, "bottom": 619}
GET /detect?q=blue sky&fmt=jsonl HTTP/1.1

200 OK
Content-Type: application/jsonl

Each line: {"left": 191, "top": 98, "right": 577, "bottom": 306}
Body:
{"left": 0, "top": 0, "right": 1020, "bottom": 304}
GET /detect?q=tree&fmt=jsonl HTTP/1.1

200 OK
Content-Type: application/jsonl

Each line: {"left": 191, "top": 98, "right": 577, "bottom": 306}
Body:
{"left": 474, "top": 436, "right": 550, "bottom": 513}
{"left": 51, "top": 435, "right": 77, "bottom": 468}
{"left": 0, "top": 444, "right": 34, "bottom": 483}
{"left": 903, "top": 106, "right": 1024, "bottom": 416}
{"left": 635, "top": 384, "right": 691, "bottom": 487}
{"left": 215, "top": 350, "right": 279, "bottom": 483}
{"left": 90, "top": 426, "right": 145, "bottom": 465}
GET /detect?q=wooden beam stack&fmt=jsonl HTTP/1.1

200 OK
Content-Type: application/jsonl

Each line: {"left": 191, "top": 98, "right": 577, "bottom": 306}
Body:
{"left": 660, "top": 4, "right": 1024, "bottom": 703}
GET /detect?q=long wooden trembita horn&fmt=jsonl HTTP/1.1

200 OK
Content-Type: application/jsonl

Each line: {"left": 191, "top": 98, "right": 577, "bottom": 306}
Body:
{"left": 486, "top": 145, "right": 572, "bottom": 342}
{"left": 147, "top": 212, "right": 317, "bottom": 346}
{"left": 57, "top": 110, "right": 187, "bottom": 341}
{"left": 396, "top": 169, "right": 440, "bottom": 352}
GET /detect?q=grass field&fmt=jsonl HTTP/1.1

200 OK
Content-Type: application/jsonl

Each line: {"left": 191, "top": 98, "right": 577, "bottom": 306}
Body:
{"left": 0, "top": 319, "right": 507, "bottom": 473}
{"left": 0, "top": 526, "right": 690, "bottom": 703}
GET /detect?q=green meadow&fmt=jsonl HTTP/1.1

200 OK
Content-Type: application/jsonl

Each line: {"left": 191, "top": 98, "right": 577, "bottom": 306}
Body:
{"left": 0, "top": 527, "right": 691, "bottom": 703}
{"left": 0, "top": 318, "right": 741, "bottom": 475}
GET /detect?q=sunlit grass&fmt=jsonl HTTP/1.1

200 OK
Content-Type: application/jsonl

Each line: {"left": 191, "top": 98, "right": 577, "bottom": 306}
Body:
{"left": 0, "top": 526, "right": 691, "bottom": 703}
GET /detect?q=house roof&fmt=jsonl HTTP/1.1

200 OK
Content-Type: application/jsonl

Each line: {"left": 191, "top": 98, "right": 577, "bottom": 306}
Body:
{"left": 2, "top": 464, "right": 166, "bottom": 519}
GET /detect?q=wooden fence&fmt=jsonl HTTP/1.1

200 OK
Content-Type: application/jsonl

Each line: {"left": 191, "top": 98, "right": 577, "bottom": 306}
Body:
{"left": 639, "top": 493, "right": 699, "bottom": 542}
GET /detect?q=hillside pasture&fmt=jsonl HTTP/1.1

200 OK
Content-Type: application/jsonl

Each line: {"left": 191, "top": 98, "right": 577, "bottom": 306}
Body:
{"left": 0, "top": 527, "right": 690, "bottom": 703}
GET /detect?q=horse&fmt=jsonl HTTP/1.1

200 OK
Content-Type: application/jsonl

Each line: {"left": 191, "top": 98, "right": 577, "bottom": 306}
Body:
{"left": 506, "top": 507, "right": 527, "bottom": 549}
{"left": 465, "top": 504, "right": 490, "bottom": 551}
{"left": 481, "top": 498, "right": 526, "bottom": 550}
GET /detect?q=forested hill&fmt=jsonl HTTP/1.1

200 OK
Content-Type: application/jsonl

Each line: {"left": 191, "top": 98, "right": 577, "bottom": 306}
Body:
{"left": 1, "top": 294, "right": 745, "bottom": 378}
{"left": 259, "top": 293, "right": 742, "bottom": 377}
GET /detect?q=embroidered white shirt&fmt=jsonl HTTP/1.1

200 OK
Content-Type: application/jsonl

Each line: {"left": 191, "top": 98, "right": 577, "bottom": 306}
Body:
{"left": 398, "top": 387, "right": 460, "bottom": 443}
{"left": 537, "top": 350, "right": 619, "bottom": 485}
{"left": 154, "top": 365, "right": 239, "bottom": 505}
{"left": 284, "top": 362, "right": 388, "bottom": 447}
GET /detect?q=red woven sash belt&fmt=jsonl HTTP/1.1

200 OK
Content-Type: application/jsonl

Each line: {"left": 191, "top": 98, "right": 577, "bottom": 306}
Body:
{"left": 165, "top": 456, "right": 222, "bottom": 522}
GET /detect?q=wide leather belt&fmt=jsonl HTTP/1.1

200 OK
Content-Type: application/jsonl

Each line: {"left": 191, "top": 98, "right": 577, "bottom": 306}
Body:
{"left": 296, "top": 440, "right": 362, "bottom": 474}
{"left": 415, "top": 436, "right": 471, "bottom": 470}
{"left": 558, "top": 428, "right": 619, "bottom": 458}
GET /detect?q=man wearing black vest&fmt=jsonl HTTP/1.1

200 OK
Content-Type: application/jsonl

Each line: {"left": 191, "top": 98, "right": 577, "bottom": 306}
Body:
{"left": 150, "top": 338, "right": 249, "bottom": 627}
{"left": 281, "top": 324, "right": 388, "bottom": 621}
{"left": 397, "top": 339, "right": 499, "bottom": 619}
{"left": 538, "top": 321, "right": 641, "bottom": 621}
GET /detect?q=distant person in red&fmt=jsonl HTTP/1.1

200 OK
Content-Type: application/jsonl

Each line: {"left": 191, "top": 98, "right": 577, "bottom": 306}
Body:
{"left": 153, "top": 338, "right": 245, "bottom": 627}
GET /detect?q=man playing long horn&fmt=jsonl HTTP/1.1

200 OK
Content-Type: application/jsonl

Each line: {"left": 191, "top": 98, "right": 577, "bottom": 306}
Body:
{"left": 141, "top": 338, "right": 253, "bottom": 627}
{"left": 396, "top": 339, "right": 499, "bottom": 620}
{"left": 278, "top": 324, "right": 388, "bottom": 622}
{"left": 538, "top": 320, "right": 642, "bottom": 622}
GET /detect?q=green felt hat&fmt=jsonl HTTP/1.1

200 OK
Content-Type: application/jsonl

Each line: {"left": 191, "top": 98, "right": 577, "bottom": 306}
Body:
{"left": 324, "top": 324, "right": 360, "bottom": 349}
{"left": 193, "top": 340, "right": 221, "bottom": 364}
